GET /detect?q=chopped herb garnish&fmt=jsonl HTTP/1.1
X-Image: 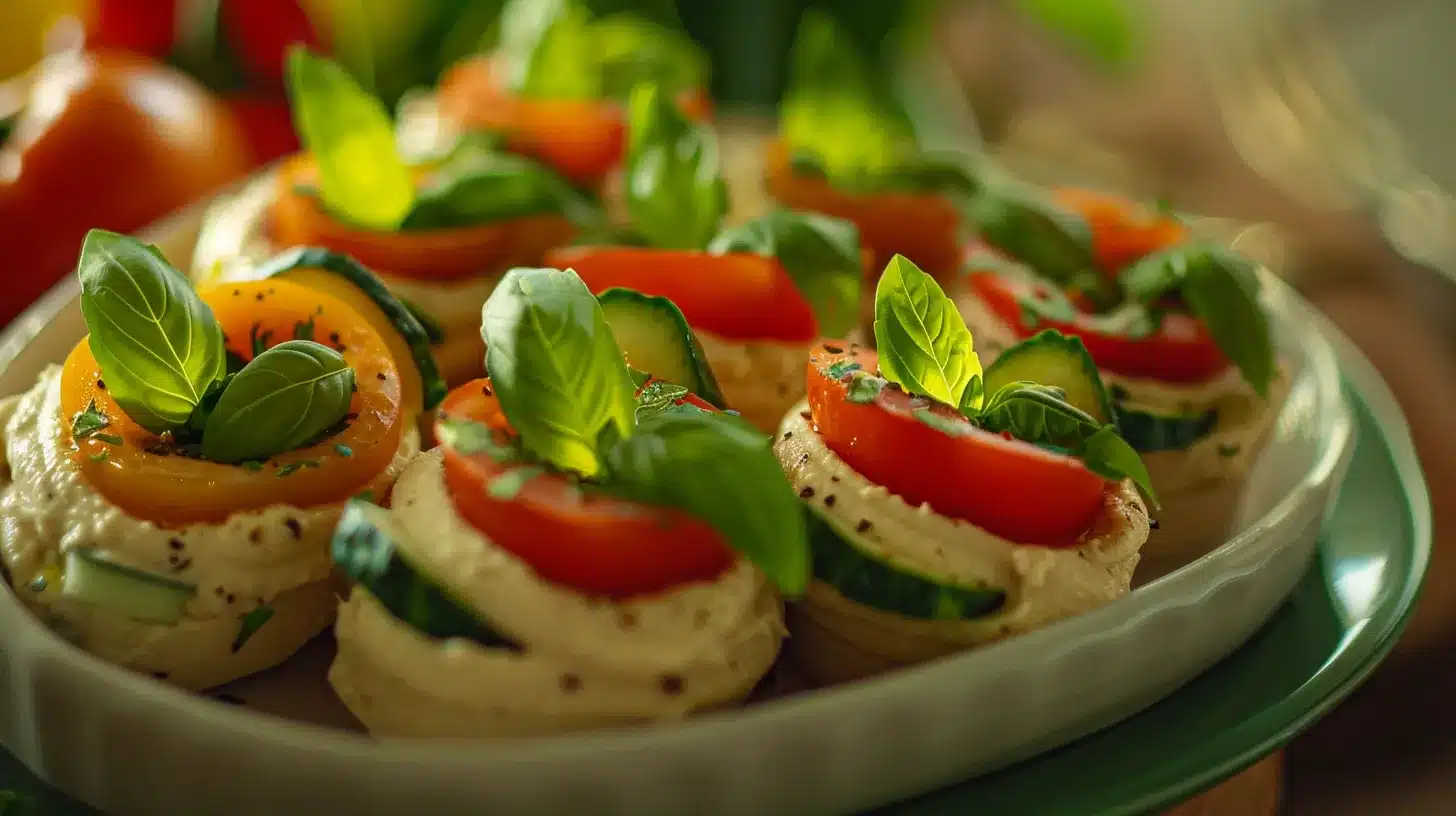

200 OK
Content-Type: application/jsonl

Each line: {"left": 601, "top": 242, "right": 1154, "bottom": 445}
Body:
{"left": 275, "top": 460, "right": 321, "bottom": 478}
{"left": 1217, "top": 443, "right": 1241, "bottom": 457}
{"left": 845, "top": 375, "right": 883, "bottom": 404}
{"left": 435, "top": 417, "right": 516, "bottom": 462}
{"left": 487, "top": 465, "right": 546, "bottom": 500}
{"left": 825, "top": 359, "right": 862, "bottom": 379}
{"left": 241, "top": 460, "right": 264, "bottom": 472}
{"left": 89, "top": 449, "right": 110, "bottom": 463}
{"left": 915, "top": 409, "right": 970, "bottom": 436}
{"left": 231, "top": 605, "right": 275, "bottom": 653}
{"left": 27, "top": 575, "right": 46, "bottom": 593}
{"left": 293, "top": 317, "right": 317, "bottom": 341}
{"left": 354, "top": 489, "right": 376, "bottom": 504}
{"left": 248, "top": 323, "right": 273, "bottom": 359}
{"left": 92, "top": 433, "right": 124, "bottom": 447}
{"left": 334, "top": 443, "right": 353, "bottom": 457}
{"left": 71, "top": 400, "right": 110, "bottom": 439}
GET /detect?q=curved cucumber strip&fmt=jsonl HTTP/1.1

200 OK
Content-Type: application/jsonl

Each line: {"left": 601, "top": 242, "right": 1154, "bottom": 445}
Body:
{"left": 256, "top": 247, "right": 448, "bottom": 411}
{"left": 62, "top": 549, "right": 196, "bottom": 625}
{"left": 982, "top": 329, "right": 1116, "bottom": 425}
{"left": 1115, "top": 406, "right": 1218, "bottom": 452}
{"left": 597, "top": 287, "right": 727, "bottom": 408}
{"left": 807, "top": 506, "right": 1005, "bottom": 621}
{"left": 331, "top": 500, "right": 521, "bottom": 650}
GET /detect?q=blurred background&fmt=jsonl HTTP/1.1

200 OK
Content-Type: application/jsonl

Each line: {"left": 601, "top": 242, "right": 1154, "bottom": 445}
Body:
{"left": 1, "top": 0, "right": 1453, "bottom": 812}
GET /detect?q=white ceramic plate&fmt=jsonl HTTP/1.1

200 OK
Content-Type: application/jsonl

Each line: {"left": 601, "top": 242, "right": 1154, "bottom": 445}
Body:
{"left": 0, "top": 187, "right": 1354, "bottom": 815}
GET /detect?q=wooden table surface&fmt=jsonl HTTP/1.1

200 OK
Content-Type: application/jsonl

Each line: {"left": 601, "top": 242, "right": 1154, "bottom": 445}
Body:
{"left": 1168, "top": 754, "right": 1281, "bottom": 815}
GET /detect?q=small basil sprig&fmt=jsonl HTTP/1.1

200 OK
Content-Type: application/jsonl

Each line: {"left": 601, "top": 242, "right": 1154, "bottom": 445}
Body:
{"left": 286, "top": 47, "right": 415, "bottom": 231}
{"left": 624, "top": 82, "right": 728, "bottom": 250}
{"left": 201, "top": 341, "right": 355, "bottom": 464}
{"left": 482, "top": 267, "right": 638, "bottom": 478}
{"left": 1118, "top": 243, "right": 1275, "bottom": 396}
{"left": 602, "top": 411, "right": 810, "bottom": 594}
{"left": 707, "top": 209, "right": 863, "bottom": 337}
{"left": 963, "top": 181, "right": 1113, "bottom": 306}
{"left": 77, "top": 230, "right": 227, "bottom": 434}
{"left": 873, "top": 255, "right": 984, "bottom": 409}
{"left": 403, "top": 147, "right": 603, "bottom": 231}
{"left": 781, "top": 9, "right": 914, "bottom": 183}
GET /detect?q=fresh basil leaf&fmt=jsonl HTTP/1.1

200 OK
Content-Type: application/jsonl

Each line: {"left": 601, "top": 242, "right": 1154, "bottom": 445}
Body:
{"left": 965, "top": 182, "right": 1112, "bottom": 304}
{"left": 231, "top": 605, "right": 275, "bottom": 653}
{"left": 403, "top": 148, "right": 603, "bottom": 230}
{"left": 873, "top": 255, "right": 983, "bottom": 407}
{"left": 1011, "top": 0, "right": 1138, "bottom": 68}
{"left": 77, "top": 230, "right": 227, "bottom": 434}
{"left": 200, "top": 341, "right": 355, "bottom": 464}
{"left": 488, "top": 465, "right": 546, "bottom": 500}
{"left": 602, "top": 411, "right": 810, "bottom": 594}
{"left": 633, "top": 377, "right": 713, "bottom": 422}
{"left": 623, "top": 83, "right": 728, "bottom": 250}
{"left": 1119, "top": 244, "right": 1275, "bottom": 396}
{"left": 781, "top": 9, "right": 915, "bottom": 181}
{"left": 976, "top": 381, "right": 1103, "bottom": 449}
{"left": 71, "top": 400, "right": 110, "bottom": 440}
{"left": 482, "top": 267, "right": 637, "bottom": 478}
{"left": 593, "top": 14, "right": 709, "bottom": 100}
{"left": 957, "top": 374, "right": 985, "bottom": 416}
{"left": 285, "top": 47, "right": 414, "bottom": 231}
{"left": 706, "top": 209, "right": 863, "bottom": 337}
{"left": 1081, "top": 425, "right": 1159, "bottom": 507}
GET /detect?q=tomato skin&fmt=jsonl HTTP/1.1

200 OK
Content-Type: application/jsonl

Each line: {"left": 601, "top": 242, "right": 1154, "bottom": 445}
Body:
{"left": 267, "top": 155, "right": 576, "bottom": 282}
{"left": 545, "top": 246, "right": 819, "bottom": 343}
{"left": 806, "top": 345, "right": 1108, "bottom": 547}
{"left": 87, "top": 0, "right": 175, "bottom": 58}
{"left": 225, "top": 94, "right": 299, "bottom": 164}
{"left": 436, "top": 380, "right": 734, "bottom": 598}
{"left": 0, "top": 51, "right": 252, "bottom": 328}
{"left": 966, "top": 270, "right": 1230, "bottom": 384}
{"left": 436, "top": 56, "right": 712, "bottom": 189}
{"left": 221, "top": 0, "right": 320, "bottom": 87}
{"left": 60, "top": 280, "right": 404, "bottom": 527}
{"left": 1051, "top": 187, "right": 1189, "bottom": 275}
{"left": 763, "top": 139, "right": 962, "bottom": 279}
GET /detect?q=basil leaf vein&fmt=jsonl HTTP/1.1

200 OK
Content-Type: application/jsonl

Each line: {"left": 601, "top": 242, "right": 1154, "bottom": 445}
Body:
{"left": 624, "top": 82, "right": 728, "bottom": 250}
{"left": 286, "top": 48, "right": 414, "bottom": 231}
{"left": 77, "top": 230, "right": 227, "bottom": 434}
{"left": 873, "top": 255, "right": 983, "bottom": 407}
{"left": 482, "top": 267, "right": 637, "bottom": 477}
{"left": 201, "top": 341, "right": 355, "bottom": 464}
{"left": 602, "top": 411, "right": 810, "bottom": 595}
{"left": 707, "top": 209, "right": 863, "bottom": 337}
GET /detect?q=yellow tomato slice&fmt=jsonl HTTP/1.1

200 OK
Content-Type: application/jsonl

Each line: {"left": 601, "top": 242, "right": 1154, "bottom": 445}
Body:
{"left": 60, "top": 280, "right": 405, "bottom": 526}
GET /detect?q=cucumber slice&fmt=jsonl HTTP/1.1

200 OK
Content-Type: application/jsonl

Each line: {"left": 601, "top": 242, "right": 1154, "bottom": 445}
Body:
{"left": 255, "top": 247, "right": 448, "bottom": 412}
{"left": 1116, "top": 405, "right": 1218, "bottom": 452}
{"left": 331, "top": 500, "right": 521, "bottom": 650}
{"left": 61, "top": 549, "right": 196, "bottom": 625}
{"left": 806, "top": 506, "right": 1005, "bottom": 621}
{"left": 982, "top": 329, "right": 1116, "bottom": 425}
{"left": 597, "top": 287, "right": 727, "bottom": 408}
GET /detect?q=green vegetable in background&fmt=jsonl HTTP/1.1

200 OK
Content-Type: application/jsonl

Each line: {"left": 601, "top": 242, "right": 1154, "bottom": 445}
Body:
{"left": 623, "top": 83, "right": 728, "bottom": 250}
{"left": 201, "top": 341, "right": 356, "bottom": 464}
{"left": 404, "top": 146, "right": 604, "bottom": 230}
{"left": 77, "top": 230, "right": 228, "bottom": 435}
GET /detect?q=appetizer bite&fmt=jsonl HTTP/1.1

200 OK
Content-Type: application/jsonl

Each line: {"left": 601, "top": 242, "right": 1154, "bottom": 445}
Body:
{"left": 546, "top": 83, "right": 864, "bottom": 432}
{"left": 763, "top": 11, "right": 974, "bottom": 282}
{"left": 193, "top": 48, "right": 600, "bottom": 386}
{"left": 0, "top": 231, "right": 426, "bottom": 690}
{"left": 432, "top": 0, "right": 712, "bottom": 191}
{"left": 953, "top": 185, "right": 1285, "bottom": 576}
{"left": 777, "top": 255, "right": 1155, "bottom": 685}
{"left": 328, "top": 267, "right": 808, "bottom": 737}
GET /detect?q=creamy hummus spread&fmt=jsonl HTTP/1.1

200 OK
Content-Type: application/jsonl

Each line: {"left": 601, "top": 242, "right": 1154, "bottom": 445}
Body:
{"left": 693, "top": 329, "right": 811, "bottom": 434}
{"left": 954, "top": 286, "right": 1289, "bottom": 578}
{"left": 0, "top": 367, "right": 419, "bottom": 690}
{"left": 774, "top": 403, "right": 1148, "bottom": 684}
{"left": 330, "top": 449, "right": 786, "bottom": 737}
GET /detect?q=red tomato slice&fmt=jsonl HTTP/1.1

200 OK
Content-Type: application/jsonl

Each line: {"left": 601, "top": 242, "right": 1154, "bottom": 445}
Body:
{"left": 965, "top": 269, "right": 1230, "bottom": 383}
{"left": 1051, "top": 187, "right": 1189, "bottom": 275}
{"left": 806, "top": 345, "right": 1109, "bottom": 547}
{"left": 437, "top": 57, "right": 712, "bottom": 189}
{"left": 545, "top": 246, "right": 818, "bottom": 343}
{"left": 436, "top": 379, "right": 734, "bottom": 598}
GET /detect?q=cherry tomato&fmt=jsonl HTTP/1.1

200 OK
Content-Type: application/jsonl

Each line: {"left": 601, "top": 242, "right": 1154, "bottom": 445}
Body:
{"left": 806, "top": 345, "right": 1109, "bottom": 547}
{"left": 437, "top": 379, "right": 734, "bottom": 598}
{"left": 220, "top": 0, "right": 319, "bottom": 87}
{"left": 267, "top": 155, "right": 576, "bottom": 281}
{"left": 965, "top": 270, "right": 1230, "bottom": 383}
{"left": 60, "top": 280, "right": 405, "bottom": 527}
{"left": 0, "top": 51, "right": 251, "bottom": 327}
{"left": 1051, "top": 187, "right": 1189, "bottom": 275}
{"left": 436, "top": 56, "right": 713, "bottom": 189}
{"left": 545, "top": 246, "right": 818, "bottom": 343}
{"left": 763, "top": 138, "right": 962, "bottom": 279}
{"left": 87, "top": 0, "right": 174, "bottom": 58}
